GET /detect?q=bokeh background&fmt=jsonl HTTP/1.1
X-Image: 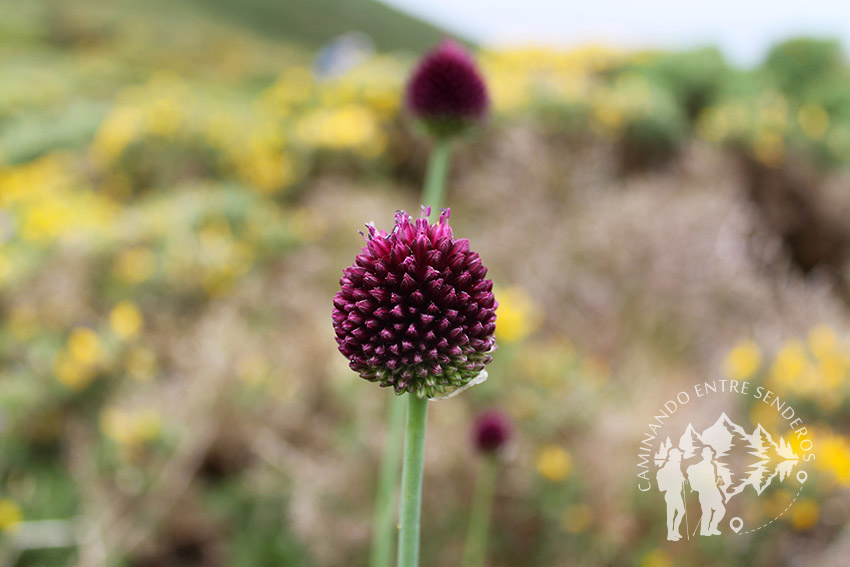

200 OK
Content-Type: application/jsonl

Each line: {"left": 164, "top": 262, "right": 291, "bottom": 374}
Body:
{"left": 2, "top": 0, "right": 850, "bottom": 566}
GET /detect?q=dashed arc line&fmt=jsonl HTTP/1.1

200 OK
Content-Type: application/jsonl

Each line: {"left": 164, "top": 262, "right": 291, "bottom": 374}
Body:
{"left": 737, "top": 485, "right": 804, "bottom": 535}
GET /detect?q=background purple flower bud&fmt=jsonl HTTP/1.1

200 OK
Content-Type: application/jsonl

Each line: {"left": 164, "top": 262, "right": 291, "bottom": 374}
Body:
{"left": 472, "top": 409, "right": 512, "bottom": 454}
{"left": 333, "top": 208, "right": 497, "bottom": 399}
{"left": 405, "top": 39, "right": 490, "bottom": 138}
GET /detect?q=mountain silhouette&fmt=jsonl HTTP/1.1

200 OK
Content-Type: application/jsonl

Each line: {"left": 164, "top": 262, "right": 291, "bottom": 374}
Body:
{"left": 661, "top": 414, "right": 801, "bottom": 503}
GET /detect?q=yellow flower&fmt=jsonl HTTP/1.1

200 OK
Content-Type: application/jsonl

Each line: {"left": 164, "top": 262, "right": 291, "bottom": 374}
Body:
{"left": 770, "top": 339, "right": 807, "bottom": 388}
{"left": 798, "top": 104, "right": 829, "bottom": 140}
{"left": 114, "top": 246, "right": 157, "bottom": 284}
{"left": 100, "top": 408, "right": 134, "bottom": 445}
{"left": 68, "top": 327, "right": 101, "bottom": 365}
{"left": 536, "top": 445, "right": 572, "bottom": 482}
{"left": 495, "top": 285, "right": 543, "bottom": 344}
{"left": 101, "top": 408, "right": 162, "bottom": 447}
{"left": 110, "top": 301, "right": 143, "bottom": 340}
{"left": 641, "top": 549, "right": 671, "bottom": 567}
{"left": 0, "top": 500, "right": 22, "bottom": 532}
{"left": 807, "top": 325, "right": 838, "bottom": 360}
{"left": 133, "top": 410, "right": 163, "bottom": 443}
{"left": 790, "top": 499, "right": 819, "bottom": 531}
{"left": 752, "top": 130, "right": 785, "bottom": 167}
{"left": 52, "top": 352, "right": 96, "bottom": 390}
{"left": 817, "top": 432, "right": 850, "bottom": 486}
{"left": 724, "top": 339, "right": 762, "bottom": 380}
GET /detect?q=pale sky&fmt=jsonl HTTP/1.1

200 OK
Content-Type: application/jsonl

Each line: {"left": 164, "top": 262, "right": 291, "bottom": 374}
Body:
{"left": 383, "top": 0, "right": 850, "bottom": 66}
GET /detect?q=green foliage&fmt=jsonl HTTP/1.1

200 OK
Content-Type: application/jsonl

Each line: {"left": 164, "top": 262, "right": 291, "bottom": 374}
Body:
{"left": 763, "top": 38, "right": 848, "bottom": 98}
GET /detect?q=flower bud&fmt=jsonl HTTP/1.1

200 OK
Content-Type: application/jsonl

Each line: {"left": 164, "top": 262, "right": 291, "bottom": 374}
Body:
{"left": 405, "top": 40, "right": 490, "bottom": 139}
{"left": 472, "top": 409, "right": 512, "bottom": 454}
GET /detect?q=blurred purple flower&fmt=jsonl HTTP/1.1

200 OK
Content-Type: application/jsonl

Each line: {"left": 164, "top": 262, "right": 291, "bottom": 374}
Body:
{"left": 472, "top": 409, "right": 512, "bottom": 454}
{"left": 405, "top": 39, "right": 490, "bottom": 138}
{"left": 333, "top": 207, "right": 497, "bottom": 399}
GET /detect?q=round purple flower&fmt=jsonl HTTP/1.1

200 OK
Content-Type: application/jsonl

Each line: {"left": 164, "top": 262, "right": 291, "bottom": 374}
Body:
{"left": 333, "top": 208, "right": 497, "bottom": 399}
{"left": 472, "top": 409, "right": 512, "bottom": 454}
{"left": 405, "top": 39, "right": 490, "bottom": 139}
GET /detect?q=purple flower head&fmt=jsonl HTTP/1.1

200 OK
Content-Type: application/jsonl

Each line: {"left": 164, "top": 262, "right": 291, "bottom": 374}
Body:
{"left": 333, "top": 208, "right": 497, "bottom": 399}
{"left": 472, "top": 409, "right": 512, "bottom": 454}
{"left": 405, "top": 39, "right": 490, "bottom": 139}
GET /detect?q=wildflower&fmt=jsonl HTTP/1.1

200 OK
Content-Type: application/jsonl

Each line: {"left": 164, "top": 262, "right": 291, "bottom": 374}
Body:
{"left": 0, "top": 500, "right": 22, "bottom": 532}
{"left": 110, "top": 301, "right": 143, "bottom": 340}
{"left": 406, "top": 40, "right": 489, "bottom": 138}
{"left": 472, "top": 409, "right": 512, "bottom": 454}
{"left": 68, "top": 327, "right": 102, "bottom": 365}
{"left": 494, "top": 285, "right": 542, "bottom": 343}
{"left": 333, "top": 208, "right": 497, "bottom": 398}
{"left": 536, "top": 445, "right": 572, "bottom": 482}
{"left": 790, "top": 499, "right": 819, "bottom": 531}
{"left": 724, "top": 339, "right": 762, "bottom": 380}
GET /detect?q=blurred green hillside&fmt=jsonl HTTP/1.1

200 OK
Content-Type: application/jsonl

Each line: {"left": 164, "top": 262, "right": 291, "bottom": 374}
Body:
{"left": 189, "top": 0, "right": 461, "bottom": 51}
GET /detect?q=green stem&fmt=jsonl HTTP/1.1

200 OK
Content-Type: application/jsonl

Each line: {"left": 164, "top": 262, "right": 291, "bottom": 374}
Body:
{"left": 370, "top": 395, "right": 406, "bottom": 567}
{"left": 371, "top": 138, "right": 453, "bottom": 567}
{"left": 421, "top": 139, "right": 452, "bottom": 215}
{"left": 397, "top": 395, "right": 429, "bottom": 567}
{"left": 462, "top": 457, "right": 498, "bottom": 567}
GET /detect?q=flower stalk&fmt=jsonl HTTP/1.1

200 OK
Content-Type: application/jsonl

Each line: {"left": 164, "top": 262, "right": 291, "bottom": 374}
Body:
{"left": 371, "top": 136, "right": 454, "bottom": 567}
{"left": 462, "top": 456, "right": 498, "bottom": 567}
{"left": 397, "top": 395, "right": 429, "bottom": 567}
{"left": 370, "top": 395, "right": 405, "bottom": 567}
{"left": 422, "top": 139, "right": 452, "bottom": 216}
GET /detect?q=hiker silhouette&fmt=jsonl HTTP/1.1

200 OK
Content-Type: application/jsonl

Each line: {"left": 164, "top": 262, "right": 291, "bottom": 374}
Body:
{"left": 656, "top": 448, "right": 686, "bottom": 541}
{"left": 686, "top": 446, "right": 725, "bottom": 536}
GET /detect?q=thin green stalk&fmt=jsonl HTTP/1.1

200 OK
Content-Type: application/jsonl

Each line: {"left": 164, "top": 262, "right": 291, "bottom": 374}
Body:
{"left": 370, "top": 395, "right": 406, "bottom": 567}
{"left": 371, "top": 137, "right": 453, "bottom": 566}
{"left": 397, "top": 395, "right": 429, "bottom": 567}
{"left": 421, "top": 139, "right": 452, "bottom": 215}
{"left": 462, "top": 457, "right": 498, "bottom": 567}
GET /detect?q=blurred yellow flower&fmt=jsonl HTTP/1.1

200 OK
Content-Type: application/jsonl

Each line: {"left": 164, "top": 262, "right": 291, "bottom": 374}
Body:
{"left": 536, "top": 445, "right": 572, "bottom": 482}
{"left": 807, "top": 325, "right": 838, "bottom": 360}
{"left": 770, "top": 339, "right": 807, "bottom": 388}
{"left": 818, "top": 432, "right": 850, "bottom": 486}
{"left": 110, "top": 301, "right": 143, "bottom": 340}
{"left": 798, "top": 104, "right": 829, "bottom": 140}
{"left": 114, "top": 246, "right": 157, "bottom": 284}
{"left": 100, "top": 408, "right": 134, "bottom": 445}
{"left": 752, "top": 130, "right": 785, "bottom": 167}
{"left": 495, "top": 285, "right": 543, "bottom": 344}
{"left": 562, "top": 503, "right": 593, "bottom": 534}
{"left": 0, "top": 499, "right": 22, "bottom": 532}
{"left": 100, "top": 407, "right": 162, "bottom": 447}
{"left": 144, "top": 97, "right": 182, "bottom": 137}
{"left": 52, "top": 352, "right": 96, "bottom": 390}
{"left": 724, "top": 339, "right": 762, "bottom": 380}
{"left": 133, "top": 409, "right": 163, "bottom": 442}
{"left": 92, "top": 106, "right": 140, "bottom": 164}
{"left": 790, "top": 499, "right": 819, "bottom": 531}
{"left": 641, "top": 549, "right": 671, "bottom": 567}
{"left": 68, "top": 327, "right": 102, "bottom": 365}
